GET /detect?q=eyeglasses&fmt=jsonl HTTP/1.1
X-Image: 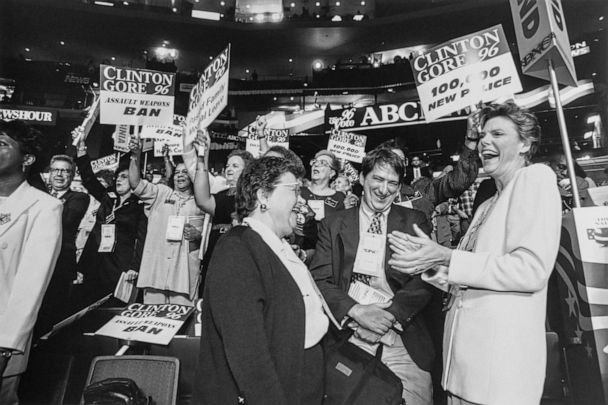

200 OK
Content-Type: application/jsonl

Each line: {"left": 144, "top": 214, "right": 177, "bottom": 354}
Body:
{"left": 275, "top": 181, "right": 302, "bottom": 195}
{"left": 50, "top": 168, "right": 72, "bottom": 176}
{"left": 310, "top": 159, "right": 331, "bottom": 168}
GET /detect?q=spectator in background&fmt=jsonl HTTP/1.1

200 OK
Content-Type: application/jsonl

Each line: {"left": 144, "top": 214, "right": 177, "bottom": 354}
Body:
{"left": 36, "top": 154, "right": 89, "bottom": 337}
{"left": 129, "top": 135, "right": 204, "bottom": 305}
{"left": 404, "top": 155, "right": 431, "bottom": 185}
{"left": 0, "top": 120, "right": 62, "bottom": 404}
{"left": 75, "top": 138, "right": 147, "bottom": 305}
{"left": 332, "top": 173, "right": 359, "bottom": 209}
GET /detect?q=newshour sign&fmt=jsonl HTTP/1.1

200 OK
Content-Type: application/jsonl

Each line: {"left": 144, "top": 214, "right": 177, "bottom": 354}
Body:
{"left": 0, "top": 106, "right": 57, "bottom": 126}
{"left": 410, "top": 25, "right": 522, "bottom": 121}
{"left": 509, "top": 0, "right": 577, "bottom": 86}
{"left": 99, "top": 65, "right": 176, "bottom": 126}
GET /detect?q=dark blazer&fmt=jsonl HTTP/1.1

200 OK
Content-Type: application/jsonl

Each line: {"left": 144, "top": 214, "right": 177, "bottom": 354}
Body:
{"left": 58, "top": 189, "right": 89, "bottom": 257}
{"left": 76, "top": 154, "right": 147, "bottom": 302}
{"left": 309, "top": 205, "right": 435, "bottom": 371}
{"left": 195, "top": 226, "right": 314, "bottom": 405}
{"left": 404, "top": 165, "right": 431, "bottom": 185}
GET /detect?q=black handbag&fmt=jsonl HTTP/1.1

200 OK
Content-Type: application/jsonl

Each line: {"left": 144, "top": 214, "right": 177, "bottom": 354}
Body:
{"left": 323, "top": 333, "right": 405, "bottom": 405}
{"left": 83, "top": 378, "right": 150, "bottom": 405}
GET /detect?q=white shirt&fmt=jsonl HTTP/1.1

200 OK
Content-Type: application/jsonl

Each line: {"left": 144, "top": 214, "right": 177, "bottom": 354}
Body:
{"left": 357, "top": 204, "right": 393, "bottom": 298}
{"left": 243, "top": 217, "right": 329, "bottom": 348}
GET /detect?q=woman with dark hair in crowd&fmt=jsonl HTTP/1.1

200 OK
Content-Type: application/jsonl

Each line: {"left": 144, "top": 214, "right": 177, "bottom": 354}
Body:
{"left": 192, "top": 130, "right": 254, "bottom": 267}
{"left": 0, "top": 120, "right": 62, "bottom": 404}
{"left": 75, "top": 137, "right": 147, "bottom": 304}
{"left": 195, "top": 156, "right": 332, "bottom": 405}
{"left": 128, "top": 135, "right": 204, "bottom": 305}
{"left": 388, "top": 102, "right": 561, "bottom": 405}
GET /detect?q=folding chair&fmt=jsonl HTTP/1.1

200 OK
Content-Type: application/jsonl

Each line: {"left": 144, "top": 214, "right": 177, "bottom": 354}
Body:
{"left": 81, "top": 355, "right": 179, "bottom": 405}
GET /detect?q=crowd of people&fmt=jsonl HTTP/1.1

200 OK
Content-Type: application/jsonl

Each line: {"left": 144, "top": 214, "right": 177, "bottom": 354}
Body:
{"left": 0, "top": 101, "right": 587, "bottom": 404}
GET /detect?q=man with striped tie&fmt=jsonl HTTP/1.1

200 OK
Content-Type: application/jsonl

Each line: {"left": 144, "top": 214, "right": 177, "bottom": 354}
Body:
{"left": 310, "top": 146, "right": 435, "bottom": 405}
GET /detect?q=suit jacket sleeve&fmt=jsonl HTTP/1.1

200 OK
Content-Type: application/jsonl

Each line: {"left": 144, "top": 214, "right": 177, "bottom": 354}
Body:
{"left": 387, "top": 210, "right": 434, "bottom": 327}
{"left": 429, "top": 146, "right": 480, "bottom": 205}
{"left": 0, "top": 201, "right": 62, "bottom": 352}
{"left": 448, "top": 165, "right": 561, "bottom": 292}
{"left": 206, "top": 236, "right": 288, "bottom": 405}
{"left": 309, "top": 217, "right": 358, "bottom": 321}
{"left": 64, "top": 192, "right": 89, "bottom": 231}
{"left": 76, "top": 154, "right": 107, "bottom": 203}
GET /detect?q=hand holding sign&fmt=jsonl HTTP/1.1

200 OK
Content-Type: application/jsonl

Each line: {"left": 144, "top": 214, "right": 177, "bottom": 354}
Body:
{"left": 129, "top": 131, "right": 142, "bottom": 155}
{"left": 254, "top": 115, "right": 268, "bottom": 139}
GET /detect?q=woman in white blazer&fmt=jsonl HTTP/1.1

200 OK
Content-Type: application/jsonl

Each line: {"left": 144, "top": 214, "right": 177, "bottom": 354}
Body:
{"left": 0, "top": 120, "right": 62, "bottom": 404}
{"left": 387, "top": 102, "right": 562, "bottom": 405}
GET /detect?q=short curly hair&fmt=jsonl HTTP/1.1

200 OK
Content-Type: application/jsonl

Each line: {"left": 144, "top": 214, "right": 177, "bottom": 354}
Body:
{"left": 265, "top": 145, "right": 306, "bottom": 178}
{"left": 227, "top": 149, "right": 254, "bottom": 168}
{"left": 235, "top": 156, "right": 299, "bottom": 221}
{"left": 0, "top": 119, "right": 48, "bottom": 175}
{"left": 478, "top": 101, "right": 541, "bottom": 162}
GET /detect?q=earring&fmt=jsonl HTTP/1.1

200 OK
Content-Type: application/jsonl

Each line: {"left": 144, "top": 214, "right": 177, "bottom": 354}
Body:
{"left": 260, "top": 203, "right": 268, "bottom": 211}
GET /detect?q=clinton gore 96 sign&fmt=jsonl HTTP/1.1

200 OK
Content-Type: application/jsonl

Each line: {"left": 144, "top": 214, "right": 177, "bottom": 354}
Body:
{"left": 410, "top": 25, "right": 522, "bottom": 122}
{"left": 100, "top": 65, "right": 175, "bottom": 126}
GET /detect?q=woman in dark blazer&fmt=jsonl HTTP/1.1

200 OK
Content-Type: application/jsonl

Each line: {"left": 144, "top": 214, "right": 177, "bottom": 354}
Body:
{"left": 195, "top": 156, "right": 332, "bottom": 405}
{"left": 75, "top": 141, "right": 147, "bottom": 304}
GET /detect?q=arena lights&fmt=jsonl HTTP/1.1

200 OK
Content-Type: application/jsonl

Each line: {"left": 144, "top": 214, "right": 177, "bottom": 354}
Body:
{"left": 312, "top": 60, "right": 324, "bottom": 71}
{"left": 331, "top": 15, "right": 342, "bottom": 21}
{"left": 94, "top": 0, "right": 115, "bottom": 6}
{"left": 353, "top": 13, "right": 364, "bottom": 21}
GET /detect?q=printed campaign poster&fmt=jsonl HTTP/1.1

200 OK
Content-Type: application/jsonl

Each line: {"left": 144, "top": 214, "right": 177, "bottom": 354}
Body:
{"left": 327, "top": 129, "right": 367, "bottom": 163}
{"left": 91, "top": 154, "right": 119, "bottom": 173}
{"left": 573, "top": 207, "right": 608, "bottom": 264}
{"left": 95, "top": 303, "right": 194, "bottom": 345}
{"left": 185, "top": 45, "right": 230, "bottom": 144}
{"left": 410, "top": 25, "right": 522, "bottom": 122}
{"left": 99, "top": 65, "right": 175, "bottom": 126}
{"left": 113, "top": 124, "right": 131, "bottom": 152}
{"left": 140, "top": 115, "right": 186, "bottom": 157}
{"left": 246, "top": 127, "right": 290, "bottom": 158}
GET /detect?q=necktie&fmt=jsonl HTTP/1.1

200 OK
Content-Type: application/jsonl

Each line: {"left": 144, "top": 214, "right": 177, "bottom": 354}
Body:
{"left": 351, "top": 212, "right": 383, "bottom": 286}
{"left": 51, "top": 191, "right": 59, "bottom": 198}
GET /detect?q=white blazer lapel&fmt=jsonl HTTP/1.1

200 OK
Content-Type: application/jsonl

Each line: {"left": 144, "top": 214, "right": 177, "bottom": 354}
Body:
{"left": 0, "top": 182, "right": 40, "bottom": 238}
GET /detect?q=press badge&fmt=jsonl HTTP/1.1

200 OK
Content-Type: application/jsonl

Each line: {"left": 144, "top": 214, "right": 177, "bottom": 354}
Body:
{"left": 353, "top": 233, "right": 385, "bottom": 276}
{"left": 98, "top": 224, "right": 116, "bottom": 253}
{"left": 166, "top": 215, "right": 186, "bottom": 241}
{"left": 308, "top": 200, "right": 325, "bottom": 221}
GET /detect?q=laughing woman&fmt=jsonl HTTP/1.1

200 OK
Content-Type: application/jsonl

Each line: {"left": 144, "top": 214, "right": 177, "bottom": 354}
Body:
{"left": 387, "top": 102, "right": 562, "bottom": 405}
{"left": 128, "top": 136, "right": 204, "bottom": 305}
{"left": 196, "top": 156, "right": 330, "bottom": 405}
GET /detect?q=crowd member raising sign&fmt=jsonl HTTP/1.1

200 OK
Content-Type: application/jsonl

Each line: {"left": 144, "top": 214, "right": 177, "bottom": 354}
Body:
{"left": 128, "top": 133, "right": 204, "bottom": 305}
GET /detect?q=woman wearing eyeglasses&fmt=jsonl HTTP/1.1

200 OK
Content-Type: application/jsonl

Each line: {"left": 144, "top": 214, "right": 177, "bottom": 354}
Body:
{"left": 195, "top": 156, "right": 334, "bottom": 405}
{"left": 299, "top": 150, "right": 346, "bottom": 250}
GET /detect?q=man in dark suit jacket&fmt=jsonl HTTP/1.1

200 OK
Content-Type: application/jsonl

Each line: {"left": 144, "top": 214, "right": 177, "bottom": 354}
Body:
{"left": 310, "top": 147, "right": 435, "bottom": 405}
{"left": 404, "top": 155, "right": 431, "bottom": 185}
{"left": 36, "top": 155, "right": 89, "bottom": 336}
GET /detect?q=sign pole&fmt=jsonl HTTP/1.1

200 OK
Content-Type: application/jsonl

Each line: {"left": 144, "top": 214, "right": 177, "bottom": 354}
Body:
{"left": 548, "top": 59, "right": 581, "bottom": 208}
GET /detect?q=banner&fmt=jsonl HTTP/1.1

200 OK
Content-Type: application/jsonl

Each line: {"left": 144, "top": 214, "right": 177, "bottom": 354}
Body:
{"left": 185, "top": 45, "right": 231, "bottom": 144}
{"left": 573, "top": 207, "right": 608, "bottom": 264}
{"left": 91, "top": 154, "right": 119, "bottom": 173}
{"left": 327, "top": 130, "right": 367, "bottom": 163}
{"left": 0, "top": 105, "right": 57, "bottom": 126}
{"left": 509, "top": 0, "right": 577, "bottom": 86}
{"left": 99, "top": 65, "right": 176, "bottom": 126}
{"left": 410, "top": 25, "right": 522, "bottom": 122}
{"left": 95, "top": 303, "right": 194, "bottom": 345}
{"left": 326, "top": 102, "right": 424, "bottom": 132}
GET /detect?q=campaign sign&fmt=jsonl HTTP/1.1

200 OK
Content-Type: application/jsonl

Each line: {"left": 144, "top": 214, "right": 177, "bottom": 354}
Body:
{"left": 95, "top": 303, "right": 194, "bottom": 345}
{"left": 185, "top": 45, "right": 231, "bottom": 144}
{"left": 509, "top": 0, "right": 577, "bottom": 86}
{"left": 91, "top": 154, "right": 119, "bottom": 173}
{"left": 573, "top": 207, "right": 608, "bottom": 264}
{"left": 113, "top": 125, "right": 131, "bottom": 153}
{"left": 99, "top": 65, "right": 176, "bottom": 126}
{"left": 410, "top": 25, "right": 522, "bottom": 122}
{"left": 246, "top": 127, "right": 289, "bottom": 158}
{"left": 142, "top": 115, "right": 186, "bottom": 157}
{"left": 327, "top": 129, "right": 367, "bottom": 163}
{"left": 153, "top": 129, "right": 184, "bottom": 157}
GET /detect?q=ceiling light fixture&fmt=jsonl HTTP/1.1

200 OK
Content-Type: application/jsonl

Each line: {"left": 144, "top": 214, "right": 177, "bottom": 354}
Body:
{"left": 331, "top": 15, "right": 342, "bottom": 21}
{"left": 353, "top": 14, "right": 364, "bottom": 21}
{"left": 172, "top": 7, "right": 178, "bottom": 12}
{"left": 123, "top": 1, "right": 128, "bottom": 5}
{"left": 59, "top": 41, "right": 65, "bottom": 46}
{"left": 289, "top": 58, "right": 293, "bottom": 63}
{"left": 336, "top": 1, "right": 340, "bottom": 6}
{"left": 291, "top": 2, "right": 295, "bottom": 7}
{"left": 25, "top": 47, "right": 30, "bottom": 52}
{"left": 600, "top": 16, "right": 604, "bottom": 21}
{"left": 94, "top": 0, "right": 114, "bottom": 6}
{"left": 361, "top": 0, "right": 365, "bottom": 5}
{"left": 220, "top": 1, "right": 225, "bottom": 5}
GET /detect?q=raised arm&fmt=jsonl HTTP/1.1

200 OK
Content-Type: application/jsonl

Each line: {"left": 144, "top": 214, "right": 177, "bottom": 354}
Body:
{"left": 75, "top": 139, "right": 107, "bottom": 202}
{"left": 193, "top": 130, "right": 216, "bottom": 215}
{"left": 128, "top": 133, "right": 142, "bottom": 190}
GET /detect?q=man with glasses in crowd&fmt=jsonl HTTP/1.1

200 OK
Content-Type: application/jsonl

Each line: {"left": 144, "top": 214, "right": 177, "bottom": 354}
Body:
{"left": 35, "top": 155, "right": 89, "bottom": 337}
